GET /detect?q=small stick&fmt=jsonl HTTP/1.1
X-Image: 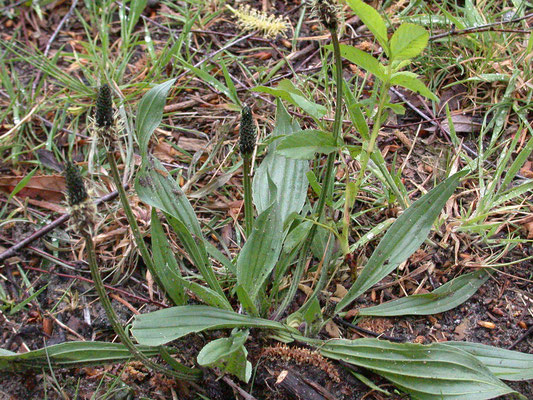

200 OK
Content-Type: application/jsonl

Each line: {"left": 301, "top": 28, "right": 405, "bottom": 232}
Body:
{"left": 0, "top": 185, "right": 127, "bottom": 264}
{"left": 31, "top": 0, "right": 80, "bottom": 96}
{"left": 508, "top": 325, "right": 533, "bottom": 350}
{"left": 222, "top": 375, "right": 258, "bottom": 400}
{"left": 20, "top": 265, "right": 168, "bottom": 308}
{"left": 334, "top": 316, "right": 405, "bottom": 343}
{"left": 430, "top": 12, "right": 533, "bottom": 40}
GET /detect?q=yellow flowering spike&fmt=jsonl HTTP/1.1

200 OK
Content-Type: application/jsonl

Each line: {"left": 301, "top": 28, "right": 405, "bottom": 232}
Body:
{"left": 226, "top": 5, "right": 291, "bottom": 38}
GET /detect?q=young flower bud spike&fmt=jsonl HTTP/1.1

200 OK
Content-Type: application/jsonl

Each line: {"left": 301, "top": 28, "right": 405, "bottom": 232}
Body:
{"left": 96, "top": 84, "right": 113, "bottom": 129}
{"left": 64, "top": 161, "right": 96, "bottom": 235}
{"left": 65, "top": 161, "right": 88, "bottom": 206}
{"left": 94, "top": 83, "right": 118, "bottom": 148}
{"left": 239, "top": 105, "right": 256, "bottom": 156}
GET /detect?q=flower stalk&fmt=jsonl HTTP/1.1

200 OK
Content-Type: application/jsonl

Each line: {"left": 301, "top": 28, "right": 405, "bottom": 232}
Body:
{"left": 274, "top": 5, "right": 343, "bottom": 319}
{"left": 240, "top": 105, "right": 256, "bottom": 237}
{"left": 94, "top": 84, "right": 158, "bottom": 281}
{"left": 65, "top": 162, "right": 198, "bottom": 380}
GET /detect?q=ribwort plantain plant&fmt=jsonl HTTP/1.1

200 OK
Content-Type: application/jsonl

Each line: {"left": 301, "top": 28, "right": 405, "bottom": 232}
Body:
{"left": 2, "top": 1, "right": 533, "bottom": 399}
{"left": 127, "top": 1, "right": 533, "bottom": 399}
{"left": 125, "top": 2, "right": 532, "bottom": 400}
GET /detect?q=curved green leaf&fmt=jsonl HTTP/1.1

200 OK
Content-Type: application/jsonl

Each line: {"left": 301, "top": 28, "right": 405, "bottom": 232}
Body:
{"left": 237, "top": 204, "right": 283, "bottom": 301}
{"left": 358, "top": 269, "right": 490, "bottom": 316}
{"left": 197, "top": 330, "right": 252, "bottom": 383}
{"left": 390, "top": 71, "right": 438, "bottom": 101}
{"left": 276, "top": 129, "right": 338, "bottom": 160}
{"left": 151, "top": 209, "right": 186, "bottom": 305}
{"left": 443, "top": 342, "right": 533, "bottom": 381}
{"left": 346, "top": 0, "right": 390, "bottom": 56}
{"left": 135, "top": 79, "right": 176, "bottom": 156}
{"left": 336, "top": 171, "right": 467, "bottom": 313}
{"left": 0, "top": 342, "right": 161, "bottom": 371}
{"left": 131, "top": 305, "right": 291, "bottom": 346}
{"left": 135, "top": 156, "right": 227, "bottom": 302}
{"left": 253, "top": 80, "right": 327, "bottom": 119}
{"left": 337, "top": 45, "right": 386, "bottom": 81}
{"left": 320, "top": 338, "right": 516, "bottom": 400}
{"left": 253, "top": 100, "right": 309, "bottom": 223}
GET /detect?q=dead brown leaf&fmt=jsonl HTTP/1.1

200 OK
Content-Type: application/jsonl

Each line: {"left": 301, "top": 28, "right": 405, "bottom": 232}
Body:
{"left": 0, "top": 175, "right": 65, "bottom": 202}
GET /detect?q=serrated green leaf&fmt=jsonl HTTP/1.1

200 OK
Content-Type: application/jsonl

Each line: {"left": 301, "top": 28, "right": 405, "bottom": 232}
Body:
{"left": 132, "top": 305, "right": 291, "bottom": 346}
{"left": 346, "top": 0, "right": 390, "bottom": 56}
{"left": 390, "top": 23, "right": 429, "bottom": 61}
{"left": 253, "top": 100, "right": 309, "bottom": 223}
{"left": 442, "top": 342, "right": 533, "bottom": 381}
{"left": 390, "top": 71, "right": 438, "bottom": 101}
{"left": 336, "top": 45, "right": 386, "bottom": 81}
{"left": 320, "top": 338, "right": 516, "bottom": 400}
{"left": 253, "top": 80, "right": 327, "bottom": 119}
{"left": 237, "top": 204, "right": 283, "bottom": 301}
{"left": 135, "top": 79, "right": 176, "bottom": 156}
{"left": 336, "top": 171, "right": 467, "bottom": 313}
{"left": 358, "top": 269, "right": 490, "bottom": 316}
{"left": 276, "top": 129, "right": 338, "bottom": 159}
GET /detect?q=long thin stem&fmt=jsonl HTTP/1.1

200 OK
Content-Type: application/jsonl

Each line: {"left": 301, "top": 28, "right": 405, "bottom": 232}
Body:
{"left": 83, "top": 233, "right": 199, "bottom": 380}
{"left": 273, "top": 28, "right": 343, "bottom": 320}
{"left": 243, "top": 156, "right": 254, "bottom": 237}
{"left": 106, "top": 153, "right": 156, "bottom": 277}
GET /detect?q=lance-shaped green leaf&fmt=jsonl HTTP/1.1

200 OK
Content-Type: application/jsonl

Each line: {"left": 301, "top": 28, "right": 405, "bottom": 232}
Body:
{"left": 136, "top": 79, "right": 176, "bottom": 156}
{"left": 151, "top": 209, "right": 186, "bottom": 305}
{"left": 346, "top": 0, "right": 390, "bottom": 56}
{"left": 276, "top": 129, "right": 338, "bottom": 160}
{"left": 390, "top": 71, "right": 438, "bottom": 101}
{"left": 442, "top": 342, "right": 533, "bottom": 381}
{"left": 237, "top": 204, "right": 283, "bottom": 302}
{"left": 358, "top": 269, "right": 490, "bottom": 317}
{"left": 336, "top": 171, "right": 467, "bottom": 313}
{"left": 319, "top": 338, "right": 517, "bottom": 400}
{"left": 0, "top": 342, "right": 161, "bottom": 371}
{"left": 197, "top": 330, "right": 252, "bottom": 383}
{"left": 390, "top": 23, "right": 429, "bottom": 61}
{"left": 131, "top": 305, "right": 292, "bottom": 346}
{"left": 253, "top": 100, "right": 309, "bottom": 223}
{"left": 253, "top": 79, "right": 327, "bottom": 120}
{"left": 135, "top": 156, "right": 227, "bottom": 302}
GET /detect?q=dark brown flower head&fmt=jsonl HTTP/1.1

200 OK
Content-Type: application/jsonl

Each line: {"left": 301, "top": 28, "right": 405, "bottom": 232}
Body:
{"left": 239, "top": 105, "right": 256, "bottom": 156}
{"left": 95, "top": 84, "right": 113, "bottom": 129}
{"left": 64, "top": 161, "right": 96, "bottom": 235}
{"left": 311, "top": 0, "right": 340, "bottom": 31}
{"left": 65, "top": 161, "right": 88, "bottom": 206}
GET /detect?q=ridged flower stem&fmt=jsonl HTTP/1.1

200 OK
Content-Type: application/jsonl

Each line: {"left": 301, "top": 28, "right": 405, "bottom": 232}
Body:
{"left": 243, "top": 156, "right": 254, "bottom": 237}
{"left": 274, "top": 28, "right": 343, "bottom": 320}
{"left": 350, "top": 80, "right": 390, "bottom": 207}
{"left": 106, "top": 152, "right": 156, "bottom": 277}
{"left": 83, "top": 233, "right": 198, "bottom": 380}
